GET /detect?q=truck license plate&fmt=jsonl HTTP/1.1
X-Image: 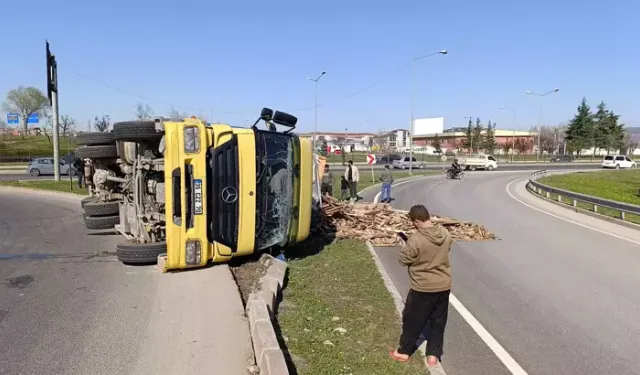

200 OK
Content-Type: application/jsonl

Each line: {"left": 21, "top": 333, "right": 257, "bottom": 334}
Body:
{"left": 194, "top": 179, "right": 203, "bottom": 215}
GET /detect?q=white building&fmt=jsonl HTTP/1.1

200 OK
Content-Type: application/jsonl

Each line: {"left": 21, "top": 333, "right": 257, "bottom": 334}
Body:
{"left": 298, "top": 132, "right": 375, "bottom": 153}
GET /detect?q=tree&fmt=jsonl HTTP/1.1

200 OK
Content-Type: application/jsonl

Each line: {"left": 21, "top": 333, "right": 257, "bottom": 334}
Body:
{"left": 483, "top": 121, "right": 497, "bottom": 154}
{"left": 538, "top": 125, "right": 565, "bottom": 155}
{"left": 94, "top": 115, "right": 111, "bottom": 132}
{"left": 472, "top": 118, "right": 484, "bottom": 153}
{"left": 514, "top": 137, "right": 533, "bottom": 155}
{"left": 0, "top": 118, "right": 7, "bottom": 130}
{"left": 2, "top": 86, "right": 50, "bottom": 135}
{"left": 168, "top": 108, "right": 189, "bottom": 119}
{"left": 564, "top": 98, "right": 594, "bottom": 156}
{"left": 592, "top": 101, "right": 625, "bottom": 154}
{"left": 135, "top": 103, "right": 154, "bottom": 120}
{"left": 59, "top": 114, "right": 76, "bottom": 138}
{"left": 319, "top": 136, "right": 328, "bottom": 156}
{"left": 431, "top": 133, "right": 442, "bottom": 152}
{"left": 620, "top": 132, "right": 639, "bottom": 155}
{"left": 500, "top": 140, "right": 512, "bottom": 157}
{"left": 463, "top": 118, "right": 473, "bottom": 150}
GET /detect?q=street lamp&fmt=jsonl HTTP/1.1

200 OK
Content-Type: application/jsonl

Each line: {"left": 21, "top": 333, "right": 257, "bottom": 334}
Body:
{"left": 500, "top": 107, "right": 516, "bottom": 162}
{"left": 409, "top": 49, "right": 448, "bottom": 175}
{"left": 526, "top": 88, "right": 559, "bottom": 163}
{"left": 309, "top": 71, "right": 327, "bottom": 151}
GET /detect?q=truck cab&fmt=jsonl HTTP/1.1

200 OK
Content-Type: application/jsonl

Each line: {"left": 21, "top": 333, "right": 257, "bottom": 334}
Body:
{"left": 459, "top": 154, "right": 498, "bottom": 171}
{"left": 75, "top": 108, "right": 313, "bottom": 271}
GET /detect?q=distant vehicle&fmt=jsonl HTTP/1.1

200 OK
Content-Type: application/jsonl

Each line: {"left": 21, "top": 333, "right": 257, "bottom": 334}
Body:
{"left": 392, "top": 156, "right": 426, "bottom": 169}
{"left": 459, "top": 154, "right": 498, "bottom": 171}
{"left": 376, "top": 154, "right": 402, "bottom": 164}
{"left": 26, "top": 158, "right": 76, "bottom": 176}
{"left": 550, "top": 155, "right": 574, "bottom": 163}
{"left": 602, "top": 155, "right": 636, "bottom": 169}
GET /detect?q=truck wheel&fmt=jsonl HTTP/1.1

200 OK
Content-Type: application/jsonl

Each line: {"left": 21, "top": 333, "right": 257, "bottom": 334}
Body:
{"left": 83, "top": 200, "right": 120, "bottom": 216}
{"left": 81, "top": 196, "right": 96, "bottom": 209}
{"left": 75, "top": 145, "right": 118, "bottom": 159}
{"left": 487, "top": 165, "right": 494, "bottom": 171}
{"left": 112, "top": 121, "right": 163, "bottom": 142}
{"left": 116, "top": 240, "right": 167, "bottom": 265}
{"left": 84, "top": 215, "right": 120, "bottom": 230}
{"left": 469, "top": 166, "right": 476, "bottom": 171}
{"left": 75, "top": 132, "right": 114, "bottom": 146}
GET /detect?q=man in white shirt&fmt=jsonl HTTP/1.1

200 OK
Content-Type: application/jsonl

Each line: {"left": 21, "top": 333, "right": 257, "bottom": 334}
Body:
{"left": 344, "top": 160, "right": 362, "bottom": 201}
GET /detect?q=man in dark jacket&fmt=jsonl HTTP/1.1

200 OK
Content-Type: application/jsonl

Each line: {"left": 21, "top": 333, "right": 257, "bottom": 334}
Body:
{"left": 389, "top": 204, "right": 453, "bottom": 369}
{"left": 321, "top": 164, "right": 334, "bottom": 196}
{"left": 73, "top": 157, "right": 85, "bottom": 188}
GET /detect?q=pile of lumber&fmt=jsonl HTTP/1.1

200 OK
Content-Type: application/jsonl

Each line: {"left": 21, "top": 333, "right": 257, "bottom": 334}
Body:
{"left": 320, "top": 196, "right": 496, "bottom": 246}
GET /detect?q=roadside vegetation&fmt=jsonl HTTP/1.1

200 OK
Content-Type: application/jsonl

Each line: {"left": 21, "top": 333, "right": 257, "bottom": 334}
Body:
{"left": 538, "top": 170, "right": 640, "bottom": 224}
{"left": 328, "top": 169, "right": 439, "bottom": 198}
{"left": 0, "top": 180, "right": 87, "bottom": 195}
{"left": 278, "top": 239, "right": 425, "bottom": 375}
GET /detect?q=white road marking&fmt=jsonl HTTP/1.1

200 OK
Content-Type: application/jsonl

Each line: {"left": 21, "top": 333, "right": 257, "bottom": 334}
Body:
{"left": 449, "top": 294, "right": 529, "bottom": 375}
{"left": 506, "top": 177, "right": 640, "bottom": 246}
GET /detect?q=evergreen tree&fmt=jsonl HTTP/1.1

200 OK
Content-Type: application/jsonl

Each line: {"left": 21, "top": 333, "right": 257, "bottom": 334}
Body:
{"left": 564, "top": 97, "right": 594, "bottom": 155}
{"left": 593, "top": 101, "right": 625, "bottom": 153}
{"left": 431, "top": 133, "right": 442, "bottom": 152}
{"left": 483, "top": 121, "right": 497, "bottom": 154}
{"left": 472, "top": 118, "right": 484, "bottom": 153}
{"left": 463, "top": 119, "right": 473, "bottom": 151}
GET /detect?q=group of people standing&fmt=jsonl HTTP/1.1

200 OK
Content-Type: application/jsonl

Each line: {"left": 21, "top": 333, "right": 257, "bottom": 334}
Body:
{"left": 320, "top": 160, "right": 395, "bottom": 203}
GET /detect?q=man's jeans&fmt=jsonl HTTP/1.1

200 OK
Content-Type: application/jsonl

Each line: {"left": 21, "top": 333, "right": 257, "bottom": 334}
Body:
{"left": 381, "top": 183, "right": 391, "bottom": 202}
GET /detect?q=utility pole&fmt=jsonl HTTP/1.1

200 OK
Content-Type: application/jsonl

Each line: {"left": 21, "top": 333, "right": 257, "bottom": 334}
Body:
{"left": 46, "top": 40, "right": 60, "bottom": 181}
{"left": 409, "top": 50, "right": 447, "bottom": 175}
{"left": 309, "top": 71, "right": 327, "bottom": 151}
{"left": 526, "top": 88, "right": 559, "bottom": 163}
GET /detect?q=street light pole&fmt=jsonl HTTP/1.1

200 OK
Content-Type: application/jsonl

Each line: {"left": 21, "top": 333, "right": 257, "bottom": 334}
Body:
{"left": 500, "top": 107, "right": 516, "bottom": 162}
{"left": 409, "top": 49, "right": 447, "bottom": 175}
{"left": 526, "top": 88, "right": 559, "bottom": 163}
{"left": 309, "top": 71, "right": 327, "bottom": 151}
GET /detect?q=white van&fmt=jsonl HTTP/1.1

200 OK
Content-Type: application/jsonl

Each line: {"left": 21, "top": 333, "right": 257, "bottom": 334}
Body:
{"left": 459, "top": 154, "right": 498, "bottom": 171}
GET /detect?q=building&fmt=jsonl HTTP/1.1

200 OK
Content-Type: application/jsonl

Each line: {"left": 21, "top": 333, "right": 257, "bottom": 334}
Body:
{"left": 384, "top": 129, "right": 411, "bottom": 150}
{"left": 414, "top": 129, "right": 538, "bottom": 155}
{"left": 297, "top": 132, "right": 375, "bottom": 153}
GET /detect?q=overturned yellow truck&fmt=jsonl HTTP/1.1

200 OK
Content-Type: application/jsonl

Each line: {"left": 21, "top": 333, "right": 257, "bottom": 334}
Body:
{"left": 75, "top": 108, "right": 314, "bottom": 270}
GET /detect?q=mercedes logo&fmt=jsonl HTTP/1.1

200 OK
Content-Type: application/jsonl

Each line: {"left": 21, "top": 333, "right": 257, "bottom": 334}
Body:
{"left": 221, "top": 186, "right": 238, "bottom": 204}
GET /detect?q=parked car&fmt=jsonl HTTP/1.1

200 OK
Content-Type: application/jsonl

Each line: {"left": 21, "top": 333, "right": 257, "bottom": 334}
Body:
{"left": 26, "top": 158, "right": 76, "bottom": 176}
{"left": 392, "top": 156, "right": 426, "bottom": 169}
{"left": 458, "top": 154, "right": 498, "bottom": 171}
{"left": 601, "top": 155, "right": 636, "bottom": 169}
{"left": 550, "top": 155, "right": 574, "bottom": 162}
{"left": 376, "top": 154, "right": 402, "bottom": 164}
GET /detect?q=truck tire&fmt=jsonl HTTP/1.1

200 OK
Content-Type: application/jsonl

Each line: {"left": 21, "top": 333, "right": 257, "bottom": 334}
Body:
{"left": 84, "top": 214, "right": 120, "bottom": 230}
{"left": 83, "top": 200, "right": 120, "bottom": 216}
{"left": 75, "top": 132, "right": 114, "bottom": 146}
{"left": 469, "top": 166, "right": 476, "bottom": 171}
{"left": 116, "top": 240, "right": 167, "bottom": 265}
{"left": 75, "top": 145, "right": 118, "bottom": 159}
{"left": 487, "top": 165, "right": 494, "bottom": 171}
{"left": 81, "top": 196, "right": 96, "bottom": 209}
{"left": 112, "top": 121, "right": 163, "bottom": 142}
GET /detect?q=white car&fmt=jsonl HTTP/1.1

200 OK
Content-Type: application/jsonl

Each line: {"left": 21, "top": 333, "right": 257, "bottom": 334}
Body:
{"left": 602, "top": 155, "right": 636, "bottom": 169}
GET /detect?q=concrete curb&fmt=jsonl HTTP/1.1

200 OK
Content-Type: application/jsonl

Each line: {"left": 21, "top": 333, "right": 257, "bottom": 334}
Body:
{"left": 0, "top": 186, "right": 84, "bottom": 200}
{"left": 245, "top": 254, "right": 289, "bottom": 375}
{"left": 0, "top": 169, "right": 27, "bottom": 175}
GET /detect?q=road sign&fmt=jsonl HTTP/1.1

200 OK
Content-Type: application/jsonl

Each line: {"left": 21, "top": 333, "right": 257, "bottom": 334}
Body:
{"left": 27, "top": 113, "right": 39, "bottom": 124}
{"left": 367, "top": 154, "right": 376, "bottom": 165}
{"left": 6, "top": 113, "right": 19, "bottom": 124}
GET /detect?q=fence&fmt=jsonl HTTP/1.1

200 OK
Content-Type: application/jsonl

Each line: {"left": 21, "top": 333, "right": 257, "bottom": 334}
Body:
{"left": 527, "top": 170, "right": 640, "bottom": 221}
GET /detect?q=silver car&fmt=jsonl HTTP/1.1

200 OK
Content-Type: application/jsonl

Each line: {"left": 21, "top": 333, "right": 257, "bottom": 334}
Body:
{"left": 26, "top": 158, "right": 76, "bottom": 176}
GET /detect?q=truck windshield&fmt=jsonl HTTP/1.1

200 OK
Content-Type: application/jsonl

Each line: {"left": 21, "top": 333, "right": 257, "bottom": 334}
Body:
{"left": 255, "top": 131, "right": 295, "bottom": 249}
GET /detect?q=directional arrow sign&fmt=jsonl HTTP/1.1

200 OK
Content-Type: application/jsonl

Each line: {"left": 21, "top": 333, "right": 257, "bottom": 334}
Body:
{"left": 367, "top": 154, "right": 376, "bottom": 165}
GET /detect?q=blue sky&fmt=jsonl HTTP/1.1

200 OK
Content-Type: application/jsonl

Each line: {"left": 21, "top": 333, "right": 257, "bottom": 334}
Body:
{"left": 1, "top": 0, "right": 638, "bottom": 133}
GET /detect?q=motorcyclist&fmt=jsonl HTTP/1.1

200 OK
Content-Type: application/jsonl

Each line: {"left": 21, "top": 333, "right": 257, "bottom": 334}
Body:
{"left": 450, "top": 158, "right": 462, "bottom": 178}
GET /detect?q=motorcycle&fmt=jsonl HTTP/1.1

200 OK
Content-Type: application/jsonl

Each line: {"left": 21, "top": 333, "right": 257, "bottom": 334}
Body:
{"left": 445, "top": 168, "right": 465, "bottom": 180}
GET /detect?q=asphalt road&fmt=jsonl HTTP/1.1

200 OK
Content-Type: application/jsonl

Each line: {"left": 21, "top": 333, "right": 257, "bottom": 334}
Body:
{"left": 364, "top": 172, "right": 640, "bottom": 375}
{"left": 0, "top": 189, "right": 252, "bottom": 375}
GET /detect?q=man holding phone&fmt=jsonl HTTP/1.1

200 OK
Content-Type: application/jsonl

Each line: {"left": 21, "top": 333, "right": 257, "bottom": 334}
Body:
{"left": 389, "top": 204, "right": 453, "bottom": 369}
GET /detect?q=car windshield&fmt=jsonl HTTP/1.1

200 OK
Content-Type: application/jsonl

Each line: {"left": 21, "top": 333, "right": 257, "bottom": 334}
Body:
{"left": 255, "top": 131, "right": 295, "bottom": 249}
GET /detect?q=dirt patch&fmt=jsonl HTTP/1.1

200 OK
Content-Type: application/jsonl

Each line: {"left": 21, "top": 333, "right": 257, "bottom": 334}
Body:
{"left": 230, "top": 257, "right": 268, "bottom": 305}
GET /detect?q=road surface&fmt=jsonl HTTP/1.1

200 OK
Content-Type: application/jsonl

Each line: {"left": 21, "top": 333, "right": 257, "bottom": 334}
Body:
{"left": 363, "top": 172, "right": 640, "bottom": 375}
{"left": 0, "top": 189, "right": 253, "bottom": 375}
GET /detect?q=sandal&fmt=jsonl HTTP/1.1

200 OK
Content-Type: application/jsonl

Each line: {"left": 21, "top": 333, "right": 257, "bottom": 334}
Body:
{"left": 389, "top": 350, "right": 410, "bottom": 363}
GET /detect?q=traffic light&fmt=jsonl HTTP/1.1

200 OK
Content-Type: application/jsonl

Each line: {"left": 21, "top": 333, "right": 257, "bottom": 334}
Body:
{"left": 46, "top": 40, "right": 58, "bottom": 106}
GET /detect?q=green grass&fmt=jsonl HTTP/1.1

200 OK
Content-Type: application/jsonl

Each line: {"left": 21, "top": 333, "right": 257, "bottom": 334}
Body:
{"left": 0, "top": 135, "right": 76, "bottom": 158}
{"left": 537, "top": 170, "right": 640, "bottom": 224}
{"left": 326, "top": 169, "right": 439, "bottom": 198}
{"left": 0, "top": 180, "right": 88, "bottom": 195}
{"left": 279, "top": 239, "right": 426, "bottom": 375}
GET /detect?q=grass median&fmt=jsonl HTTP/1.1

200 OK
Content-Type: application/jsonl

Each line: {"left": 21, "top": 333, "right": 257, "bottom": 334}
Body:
{"left": 327, "top": 168, "right": 441, "bottom": 198}
{"left": 0, "top": 180, "right": 88, "bottom": 195}
{"left": 279, "top": 239, "right": 425, "bottom": 374}
{"left": 538, "top": 169, "right": 640, "bottom": 224}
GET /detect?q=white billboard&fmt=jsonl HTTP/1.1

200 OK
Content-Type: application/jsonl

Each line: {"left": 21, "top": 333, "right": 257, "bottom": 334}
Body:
{"left": 412, "top": 117, "right": 444, "bottom": 136}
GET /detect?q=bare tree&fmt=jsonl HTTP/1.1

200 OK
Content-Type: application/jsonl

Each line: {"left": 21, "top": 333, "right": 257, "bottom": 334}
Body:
{"left": 538, "top": 125, "right": 566, "bottom": 154}
{"left": 0, "top": 118, "right": 7, "bottom": 130}
{"left": 500, "top": 141, "right": 511, "bottom": 157}
{"left": 167, "top": 108, "right": 189, "bottom": 119}
{"left": 514, "top": 137, "right": 533, "bottom": 155}
{"left": 59, "top": 114, "right": 76, "bottom": 138}
{"left": 621, "top": 132, "right": 639, "bottom": 155}
{"left": 94, "top": 115, "right": 111, "bottom": 132}
{"left": 372, "top": 132, "right": 390, "bottom": 152}
{"left": 2, "top": 86, "right": 50, "bottom": 135}
{"left": 134, "top": 103, "right": 154, "bottom": 120}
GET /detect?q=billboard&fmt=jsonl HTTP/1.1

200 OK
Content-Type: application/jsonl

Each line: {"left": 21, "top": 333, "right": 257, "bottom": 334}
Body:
{"left": 412, "top": 117, "right": 444, "bottom": 136}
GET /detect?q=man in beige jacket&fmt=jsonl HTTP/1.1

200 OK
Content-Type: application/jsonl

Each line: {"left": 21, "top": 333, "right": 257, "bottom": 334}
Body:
{"left": 343, "top": 160, "right": 361, "bottom": 200}
{"left": 389, "top": 204, "right": 453, "bottom": 369}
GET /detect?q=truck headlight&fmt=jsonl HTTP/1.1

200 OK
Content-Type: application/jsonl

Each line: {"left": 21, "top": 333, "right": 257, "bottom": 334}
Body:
{"left": 183, "top": 127, "right": 200, "bottom": 153}
{"left": 185, "top": 239, "right": 202, "bottom": 265}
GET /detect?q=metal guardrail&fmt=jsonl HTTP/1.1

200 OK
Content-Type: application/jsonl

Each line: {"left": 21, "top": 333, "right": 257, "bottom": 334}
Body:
{"left": 527, "top": 170, "right": 640, "bottom": 219}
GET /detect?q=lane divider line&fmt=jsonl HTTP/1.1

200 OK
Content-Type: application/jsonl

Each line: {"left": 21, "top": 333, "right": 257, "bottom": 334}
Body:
{"left": 506, "top": 177, "right": 640, "bottom": 246}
